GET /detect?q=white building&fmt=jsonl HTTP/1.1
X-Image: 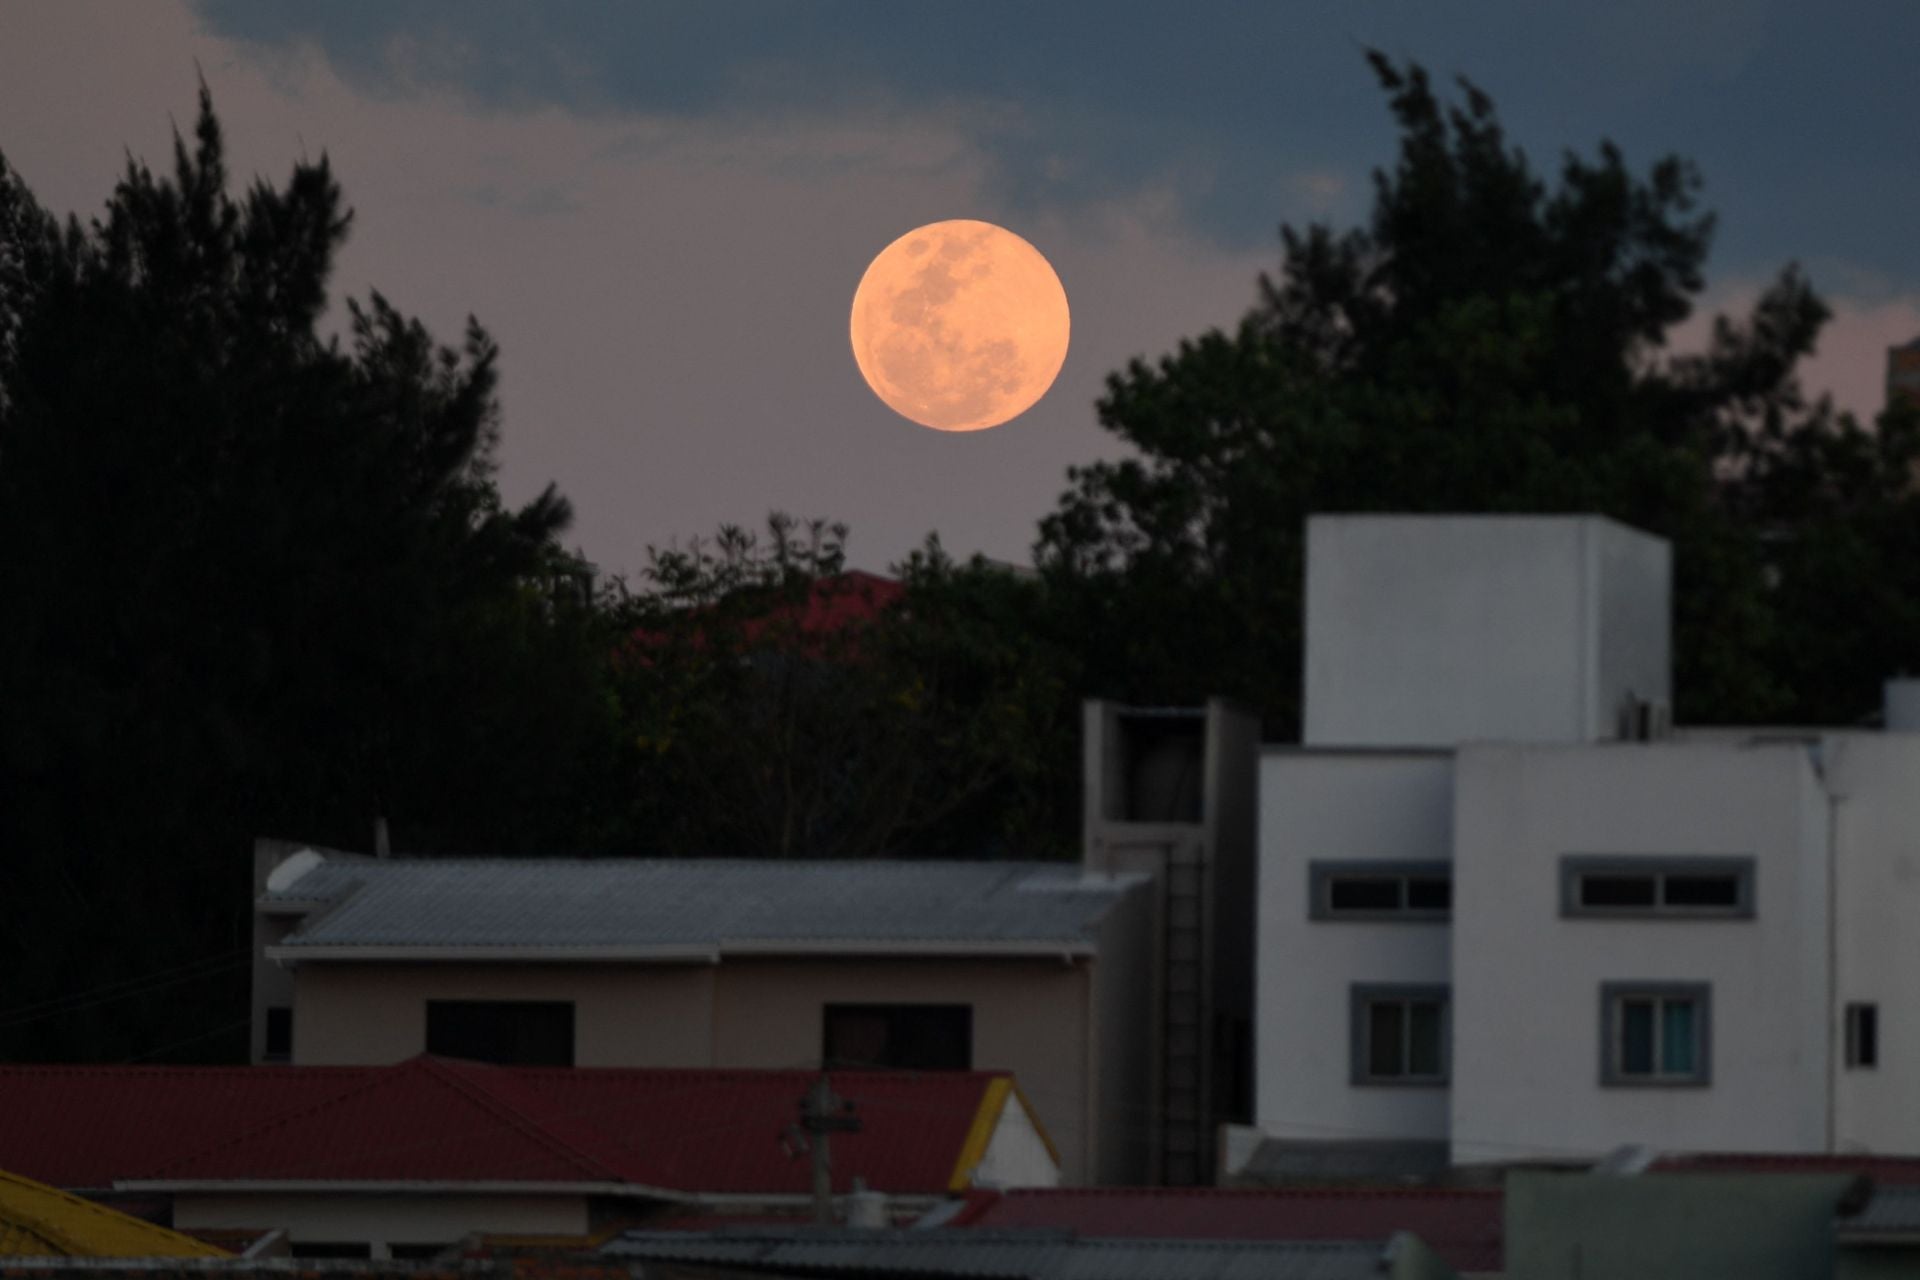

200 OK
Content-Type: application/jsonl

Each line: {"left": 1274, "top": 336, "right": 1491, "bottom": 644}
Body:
{"left": 1256, "top": 514, "right": 1920, "bottom": 1169}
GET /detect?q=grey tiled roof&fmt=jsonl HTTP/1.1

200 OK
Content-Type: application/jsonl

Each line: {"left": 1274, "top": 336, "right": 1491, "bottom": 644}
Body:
{"left": 265, "top": 855, "right": 1141, "bottom": 957}
{"left": 605, "top": 1230, "right": 1424, "bottom": 1280}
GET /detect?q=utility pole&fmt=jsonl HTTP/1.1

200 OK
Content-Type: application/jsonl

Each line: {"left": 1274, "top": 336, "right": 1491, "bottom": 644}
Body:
{"left": 797, "top": 1074, "right": 861, "bottom": 1224}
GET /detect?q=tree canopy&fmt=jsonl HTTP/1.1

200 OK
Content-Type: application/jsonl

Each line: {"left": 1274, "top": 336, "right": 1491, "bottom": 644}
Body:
{"left": 1039, "top": 52, "right": 1920, "bottom": 731}
{"left": 0, "top": 90, "right": 620, "bottom": 1061}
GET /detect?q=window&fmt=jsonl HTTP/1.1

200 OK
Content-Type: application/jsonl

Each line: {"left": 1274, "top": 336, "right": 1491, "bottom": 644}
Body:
{"left": 264, "top": 1006, "right": 292, "bottom": 1062}
{"left": 1561, "top": 857, "right": 1754, "bottom": 919}
{"left": 1847, "top": 1003, "right": 1879, "bottom": 1069}
{"left": 1310, "top": 862, "right": 1452, "bottom": 921}
{"left": 823, "top": 1004, "right": 971, "bottom": 1070}
{"left": 425, "top": 1000, "right": 574, "bottom": 1066}
{"left": 1601, "top": 983, "right": 1710, "bottom": 1086}
{"left": 1350, "top": 985, "right": 1449, "bottom": 1086}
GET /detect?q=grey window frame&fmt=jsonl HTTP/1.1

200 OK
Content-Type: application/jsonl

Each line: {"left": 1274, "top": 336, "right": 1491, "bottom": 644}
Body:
{"left": 1560, "top": 856, "right": 1755, "bottom": 919}
{"left": 1349, "top": 983, "right": 1450, "bottom": 1087}
{"left": 1310, "top": 861, "right": 1453, "bottom": 922}
{"left": 1599, "top": 981, "right": 1712, "bottom": 1087}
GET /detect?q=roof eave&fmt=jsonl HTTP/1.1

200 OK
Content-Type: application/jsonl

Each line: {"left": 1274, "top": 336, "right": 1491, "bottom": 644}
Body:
{"left": 267, "top": 939, "right": 1096, "bottom": 964}
{"left": 114, "top": 1179, "right": 691, "bottom": 1200}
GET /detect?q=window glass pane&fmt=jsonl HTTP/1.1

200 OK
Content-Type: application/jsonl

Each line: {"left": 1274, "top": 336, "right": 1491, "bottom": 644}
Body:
{"left": 425, "top": 1000, "right": 573, "bottom": 1067}
{"left": 1330, "top": 878, "right": 1402, "bottom": 912}
{"left": 1660, "top": 1000, "right": 1697, "bottom": 1075}
{"left": 1618, "top": 999, "right": 1655, "bottom": 1074}
{"left": 1583, "top": 875, "right": 1657, "bottom": 908}
{"left": 824, "top": 1004, "right": 972, "bottom": 1070}
{"left": 1406, "top": 878, "right": 1451, "bottom": 911}
{"left": 1407, "top": 1001, "right": 1443, "bottom": 1077}
{"left": 1368, "top": 1000, "right": 1405, "bottom": 1077}
{"left": 1663, "top": 874, "right": 1739, "bottom": 908}
{"left": 1848, "top": 1003, "right": 1878, "bottom": 1069}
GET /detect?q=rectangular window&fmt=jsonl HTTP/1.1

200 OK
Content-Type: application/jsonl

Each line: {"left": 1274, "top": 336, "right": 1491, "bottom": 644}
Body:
{"left": 425, "top": 1000, "right": 574, "bottom": 1067}
{"left": 1350, "top": 985, "right": 1449, "bottom": 1086}
{"left": 1562, "top": 857, "right": 1754, "bottom": 919}
{"left": 1847, "top": 1003, "right": 1879, "bottom": 1069}
{"left": 1601, "top": 983, "right": 1711, "bottom": 1086}
{"left": 1310, "top": 862, "right": 1452, "bottom": 921}
{"left": 264, "top": 1005, "right": 292, "bottom": 1062}
{"left": 823, "top": 1004, "right": 972, "bottom": 1070}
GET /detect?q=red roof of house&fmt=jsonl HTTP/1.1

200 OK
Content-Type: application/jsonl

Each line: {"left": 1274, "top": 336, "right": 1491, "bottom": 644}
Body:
{"left": 947, "top": 1187, "right": 1505, "bottom": 1274}
{"left": 624, "top": 571, "right": 905, "bottom": 663}
{"left": 0, "top": 1057, "right": 1025, "bottom": 1197}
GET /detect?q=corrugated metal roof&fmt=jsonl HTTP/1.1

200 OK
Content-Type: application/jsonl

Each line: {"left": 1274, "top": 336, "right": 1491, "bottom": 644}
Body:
{"left": 0, "top": 1170, "right": 227, "bottom": 1258}
{"left": 605, "top": 1229, "right": 1403, "bottom": 1280}
{"left": 265, "top": 857, "right": 1138, "bottom": 954}
{"left": 948, "top": 1188, "right": 1501, "bottom": 1274}
{"left": 0, "top": 1058, "right": 1031, "bottom": 1197}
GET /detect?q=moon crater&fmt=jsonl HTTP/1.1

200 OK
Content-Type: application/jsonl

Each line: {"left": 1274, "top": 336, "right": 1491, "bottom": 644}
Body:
{"left": 850, "top": 220, "right": 1070, "bottom": 433}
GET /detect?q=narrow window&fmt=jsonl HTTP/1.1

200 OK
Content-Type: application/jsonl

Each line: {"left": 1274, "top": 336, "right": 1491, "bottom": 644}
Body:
{"left": 1602, "top": 983, "right": 1710, "bottom": 1086}
{"left": 823, "top": 1004, "right": 972, "bottom": 1070}
{"left": 1350, "top": 985, "right": 1449, "bottom": 1085}
{"left": 1846, "top": 1003, "right": 1879, "bottom": 1069}
{"left": 264, "top": 1006, "right": 293, "bottom": 1062}
{"left": 425, "top": 1000, "right": 574, "bottom": 1067}
{"left": 1310, "top": 863, "right": 1452, "bottom": 921}
{"left": 1562, "top": 857, "right": 1754, "bottom": 919}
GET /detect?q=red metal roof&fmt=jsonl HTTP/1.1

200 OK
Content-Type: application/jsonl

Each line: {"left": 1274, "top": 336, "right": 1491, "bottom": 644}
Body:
{"left": 0, "top": 1057, "right": 1013, "bottom": 1197}
{"left": 948, "top": 1187, "right": 1505, "bottom": 1274}
{"left": 624, "top": 571, "right": 906, "bottom": 664}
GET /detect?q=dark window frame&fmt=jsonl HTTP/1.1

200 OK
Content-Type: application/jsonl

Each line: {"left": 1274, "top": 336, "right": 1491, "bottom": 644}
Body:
{"left": 1599, "top": 982, "right": 1712, "bottom": 1087}
{"left": 822, "top": 1002, "right": 973, "bottom": 1071}
{"left": 1561, "top": 856, "right": 1755, "bottom": 920}
{"left": 1349, "top": 984, "right": 1450, "bottom": 1087}
{"left": 1309, "top": 861, "right": 1453, "bottom": 922}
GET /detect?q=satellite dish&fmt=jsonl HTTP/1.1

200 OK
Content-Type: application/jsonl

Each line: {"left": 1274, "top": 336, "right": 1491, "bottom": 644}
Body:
{"left": 265, "top": 848, "right": 325, "bottom": 893}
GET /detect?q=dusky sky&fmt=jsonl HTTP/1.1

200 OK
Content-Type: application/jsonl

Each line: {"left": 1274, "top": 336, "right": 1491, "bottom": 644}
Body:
{"left": 4, "top": 1, "right": 1917, "bottom": 577}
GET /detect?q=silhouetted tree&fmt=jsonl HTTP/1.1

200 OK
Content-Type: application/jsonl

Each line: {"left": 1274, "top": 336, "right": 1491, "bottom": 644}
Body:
{"left": 608, "top": 515, "right": 1077, "bottom": 859}
{"left": 0, "top": 89, "right": 621, "bottom": 1062}
{"left": 1039, "top": 52, "right": 1918, "bottom": 730}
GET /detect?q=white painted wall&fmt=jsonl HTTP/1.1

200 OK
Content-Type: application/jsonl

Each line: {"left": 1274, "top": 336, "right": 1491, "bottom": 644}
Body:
{"left": 1449, "top": 741, "right": 1830, "bottom": 1165}
{"left": 1256, "top": 750, "right": 1454, "bottom": 1144}
{"left": 971, "top": 1090, "right": 1064, "bottom": 1190}
{"left": 1302, "top": 515, "right": 1669, "bottom": 748}
{"left": 1826, "top": 732, "right": 1920, "bottom": 1152}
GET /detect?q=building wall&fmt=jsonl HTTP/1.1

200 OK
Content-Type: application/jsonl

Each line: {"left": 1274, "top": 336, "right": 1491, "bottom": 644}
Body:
{"left": 1450, "top": 742, "right": 1830, "bottom": 1165}
{"left": 1088, "top": 875, "right": 1157, "bottom": 1185}
{"left": 1827, "top": 732, "right": 1920, "bottom": 1152}
{"left": 174, "top": 1191, "right": 588, "bottom": 1253}
{"left": 709, "top": 957, "right": 1095, "bottom": 1183}
{"left": 1255, "top": 750, "right": 1454, "bottom": 1145}
{"left": 1302, "top": 515, "right": 1668, "bottom": 748}
{"left": 1591, "top": 519, "right": 1672, "bottom": 730}
{"left": 292, "top": 963, "right": 717, "bottom": 1067}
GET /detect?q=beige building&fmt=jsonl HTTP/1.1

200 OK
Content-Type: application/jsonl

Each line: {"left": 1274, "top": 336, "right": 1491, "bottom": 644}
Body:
{"left": 253, "top": 846, "right": 1156, "bottom": 1186}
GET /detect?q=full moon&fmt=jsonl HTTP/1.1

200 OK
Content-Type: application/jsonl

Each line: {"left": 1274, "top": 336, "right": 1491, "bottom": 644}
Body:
{"left": 849, "top": 219, "right": 1070, "bottom": 433}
